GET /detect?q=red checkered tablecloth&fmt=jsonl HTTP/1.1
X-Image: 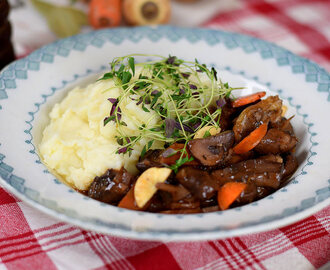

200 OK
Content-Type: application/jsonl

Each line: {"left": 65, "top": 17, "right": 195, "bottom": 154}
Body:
{"left": 1, "top": 0, "right": 329, "bottom": 269}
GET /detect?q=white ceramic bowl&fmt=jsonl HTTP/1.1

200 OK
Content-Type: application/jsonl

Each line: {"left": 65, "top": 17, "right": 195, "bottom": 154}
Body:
{"left": 0, "top": 26, "right": 329, "bottom": 241}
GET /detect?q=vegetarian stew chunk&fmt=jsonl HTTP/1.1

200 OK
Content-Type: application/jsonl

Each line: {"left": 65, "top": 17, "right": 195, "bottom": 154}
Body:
{"left": 86, "top": 93, "right": 298, "bottom": 214}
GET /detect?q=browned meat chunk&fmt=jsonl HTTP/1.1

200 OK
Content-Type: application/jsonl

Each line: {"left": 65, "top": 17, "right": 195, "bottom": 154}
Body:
{"left": 188, "top": 131, "right": 234, "bottom": 166}
{"left": 136, "top": 149, "right": 162, "bottom": 171}
{"left": 258, "top": 154, "right": 283, "bottom": 163}
{"left": 211, "top": 159, "right": 283, "bottom": 189}
{"left": 271, "top": 117, "right": 294, "bottom": 135}
{"left": 156, "top": 183, "right": 190, "bottom": 201}
{"left": 88, "top": 168, "right": 133, "bottom": 204}
{"left": 218, "top": 99, "right": 238, "bottom": 131}
{"left": 170, "top": 196, "right": 200, "bottom": 210}
{"left": 282, "top": 154, "right": 298, "bottom": 181}
{"left": 254, "top": 129, "right": 297, "bottom": 155}
{"left": 236, "top": 183, "right": 257, "bottom": 204}
{"left": 233, "top": 96, "right": 282, "bottom": 142}
{"left": 176, "top": 167, "right": 218, "bottom": 200}
{"left": 256, "top": 186, "right": 272, "bottom": 198}
{"left": 146, "top": 191, "right": 172, "bottom": 212}
{"left": 226, "top": 150, "right": 254, "bottom": 165}
{"left": 202, "top": 205, "right": 220, "bottom": 213}
{"left": 161, "top": 209, "right": 201, "bottom": 214}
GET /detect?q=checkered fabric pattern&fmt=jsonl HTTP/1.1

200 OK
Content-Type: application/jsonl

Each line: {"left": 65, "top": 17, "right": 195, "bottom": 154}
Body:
{"left": 0, "top": 189, "right": 329, "bottom": 269}
{"left": 1, "top": 0, "right": 329, "bottom": 269}
{"left": 204, "top": 0, "right": 330, "bottom": 71}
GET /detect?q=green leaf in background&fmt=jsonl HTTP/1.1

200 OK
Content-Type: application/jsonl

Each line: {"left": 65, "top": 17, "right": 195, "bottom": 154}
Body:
{"left": 31, "top": 0, "right": 88, "bottom": 38}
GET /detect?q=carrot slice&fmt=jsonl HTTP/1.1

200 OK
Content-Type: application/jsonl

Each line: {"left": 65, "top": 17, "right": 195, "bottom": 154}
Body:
{"left": 159, "top": 143, "right": 199, "bottom": 166}
{"left": 89, "top": 0, "right": 121, "bottom": 29}
{"left": 217, "top": 182, "right": 247, "bottom": 210}
{"left": 118, "top": 186, "right": 141, "bottom": 211}
{"left": 232, "top": 91, "right": 266, "bottom": 108}
{"left": 233, "top": 123, "right": 268, "bottom": 154}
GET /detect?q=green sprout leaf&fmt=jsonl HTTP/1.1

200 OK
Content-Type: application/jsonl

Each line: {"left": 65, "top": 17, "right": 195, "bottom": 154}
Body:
{"left": 170, "top": 156, "right": 195, "bottom": 173}
{"left": 128, "top": 57, "right": 135, "bottom": 76}
{"left": 98, "top": 72, "right": 114, "bottom": 81}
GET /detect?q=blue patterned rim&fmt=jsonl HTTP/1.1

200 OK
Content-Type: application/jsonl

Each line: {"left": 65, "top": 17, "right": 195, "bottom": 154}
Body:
{"left": 0, "top": 26, "right": 329, "bottom": 239}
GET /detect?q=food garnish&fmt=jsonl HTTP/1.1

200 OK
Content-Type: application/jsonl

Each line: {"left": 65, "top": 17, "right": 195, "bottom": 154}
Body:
{"left": 99, "top": 54, "right": 242, "bottom": 171}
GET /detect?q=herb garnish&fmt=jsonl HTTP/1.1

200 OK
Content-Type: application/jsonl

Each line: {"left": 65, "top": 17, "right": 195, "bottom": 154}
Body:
{"left": 100, "top": 54, "right": 243, "bottom": 167}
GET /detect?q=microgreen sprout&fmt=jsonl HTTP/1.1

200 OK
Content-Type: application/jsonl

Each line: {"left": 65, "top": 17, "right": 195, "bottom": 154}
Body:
{"left": 100, "top": 54, "right": 243, "bottom": 167}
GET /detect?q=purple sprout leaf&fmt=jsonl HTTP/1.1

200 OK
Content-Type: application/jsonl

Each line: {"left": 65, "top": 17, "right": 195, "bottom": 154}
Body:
{"left": 136, "top": 97, "right": 143, "bottom": 105}
{"left": 174, "top": 121, "right": 194, "bottom": 133}
{"left": 179, "top": 88, "right": 185, "bottom": 95}
{"left": 117, "top": 106, "right": 122, "bottom": 121}
{"left": 216, "top": 98, "right": 226, "bottom": 108}
{"left": 108, "top": 98, "right": 118, "bottom": 104}
{"left": 211, "top": 67, "right": 218, "bottom": 80}
{"left": 182, "top": 123, "right": 194, "bottom": 133}
{"left": 174, "top": 121, "right": 181, "bottom": 131}
{"left": 166, "top": 56, "right": 176, "bottom": 65}
{"left": 117, "top": 147, "right": 127, "bottom": 154}
{"left": 151, "top": 90, "right": 160, "bottom": 96}
{"left": 162, "top": 147, "right": 178, "bottom": 158}
{"left": 109, "top": 98, "right": 119, "bottom": 117}
{"left": 165, "top": 118, "right": 176, "bottom": 138}
{"left": 181, "top": 73, "right": 190, "bottom": 78}
{"left": 192, "top": 121, "right": 202, "bottom": 131}
{"left": 189, "top": 84, "right": 197, "bottom": 90}
{"left": 110, "top": 104, "right": 117, "bottom": 116}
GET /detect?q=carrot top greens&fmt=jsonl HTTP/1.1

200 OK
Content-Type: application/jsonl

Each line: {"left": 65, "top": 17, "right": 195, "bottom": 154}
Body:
{"left": 99, "top": 54, "right": 243, "bottom": 171}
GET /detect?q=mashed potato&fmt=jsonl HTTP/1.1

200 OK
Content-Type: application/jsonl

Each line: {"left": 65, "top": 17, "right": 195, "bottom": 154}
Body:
{"left": 39, "top": 79, "right": 163, "bottom": 190}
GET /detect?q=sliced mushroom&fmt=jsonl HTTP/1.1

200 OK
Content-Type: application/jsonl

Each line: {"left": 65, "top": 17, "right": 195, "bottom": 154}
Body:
{"left": 134, "top": 167, "right": 172, "bottom": 208}
{"left": 188, "top": 130, "right": 235, "bottom": 166}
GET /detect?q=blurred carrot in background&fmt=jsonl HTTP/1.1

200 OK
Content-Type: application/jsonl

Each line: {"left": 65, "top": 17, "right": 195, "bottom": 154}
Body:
{"left": 89, "top": 0, "right": 121, "bottom": 29}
